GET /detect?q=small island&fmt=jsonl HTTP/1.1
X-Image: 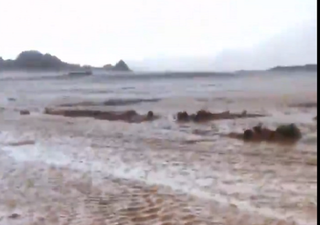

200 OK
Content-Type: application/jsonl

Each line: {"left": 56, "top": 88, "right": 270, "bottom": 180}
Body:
{"left": 0, "top": 50, "right": 132, "bottom": 72}
{"left": 112, "top": 60, "right": 131, "bottom": 71}
{"left": 235, "top": 64, "right": 317, "bottom": 75}
{"left": 268, "top": 64, "right": 317, "bottom": 73}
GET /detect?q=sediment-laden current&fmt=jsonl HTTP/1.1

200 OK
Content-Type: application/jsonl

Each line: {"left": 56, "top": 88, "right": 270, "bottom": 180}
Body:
{"left": 0, "top": 71, "right": 317, "bottom": 225}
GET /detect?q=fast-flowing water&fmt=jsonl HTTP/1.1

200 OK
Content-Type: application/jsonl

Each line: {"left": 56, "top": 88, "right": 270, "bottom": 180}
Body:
{"left": 0, "top": 71, "right": 317, "bottom": 225}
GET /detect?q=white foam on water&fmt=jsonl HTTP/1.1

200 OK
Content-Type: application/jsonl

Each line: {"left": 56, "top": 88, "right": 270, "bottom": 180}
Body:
{"left": 0, "top": 135, "right": 315, "bottom": 225}
{"left": 0, "top": 72, "right": 317, "bottom": 225}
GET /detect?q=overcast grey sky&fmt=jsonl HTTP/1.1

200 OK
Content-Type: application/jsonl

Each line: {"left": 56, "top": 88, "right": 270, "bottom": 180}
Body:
{"left": 0, "top": 0, "right": 317, "bottom": 70}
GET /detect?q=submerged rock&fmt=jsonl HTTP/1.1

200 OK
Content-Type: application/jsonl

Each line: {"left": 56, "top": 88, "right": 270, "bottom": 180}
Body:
{"left": 228, "top": 123, "right": 302, "bottom": 144}
{"left": 147, "top": 111, "right": 154, "bottom": 119}
{"left": 177, "top": 111, "right": 189, "bottom": 122}
{"left": 275, "top": 123, "right": 302, "bottom": 140}
{"left": 243, "top": 129, "right": 254, "bottom": 141}
{"left": 176, "top": 110, "right": 265, "bottom": 122}
{"left": 193, "top": 110, "right": 215, "bottom": 122}
{"left": 20, "top": 110, "right": 30, "bottom": 115}
{"left": 8, "top": 213, "right": 20, "bottom": 219}
{"left": 8, "top": 97, "right": 16, "bottom": 102}
{"left": 44, "top": 108, "right": 158, "bottom": 123}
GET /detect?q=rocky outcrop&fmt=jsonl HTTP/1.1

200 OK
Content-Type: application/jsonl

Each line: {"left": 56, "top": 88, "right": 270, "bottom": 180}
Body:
{"left": 44, "top": 108, "right": 158, "bottom": 123}
{"left": 0, "top": 51, "right": 131, "bottom": 72}
{"left": 103, "top": 60, "right": 131, "bottom": 72}
{"left": 103, "top": 64, "right": 113, "bottom": 70}
{"left": 176, "top": 110, "right": 265, "bottom": 122}
{"left": 113, "top": 60, "right": 131, "bottom": 71}
{"left": 228, "top": 123, "right": 302, "bottom": 144}
{"left": 0, "top": 51, "right": 81, "bottom": 71}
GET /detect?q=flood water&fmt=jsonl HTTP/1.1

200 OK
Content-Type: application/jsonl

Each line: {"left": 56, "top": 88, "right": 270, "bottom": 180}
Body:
{"left": 0, "top": 71, "right": 317, "bottom": 225}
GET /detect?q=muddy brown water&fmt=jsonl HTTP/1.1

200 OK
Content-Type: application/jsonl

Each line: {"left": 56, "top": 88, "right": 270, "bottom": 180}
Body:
{"left": 0, "top": 72, "right": 317, "bottom": 225}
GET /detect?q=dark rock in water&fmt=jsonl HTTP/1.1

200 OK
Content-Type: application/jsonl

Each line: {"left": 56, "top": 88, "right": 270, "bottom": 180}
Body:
{"left": 193, "top": 110, "right": 213, "bottom": 122}
{"left": 20, "top": 110, "right": 30, "bottom": 115}
{"left": 241, "top": 110, "right": 247, "bottom": 116}
{"left": 8, "top": 213, "right": 20, "bottom": 219}
{"left": 242, "top": 127, "right": 273, "bottom": 142}
{"left": 228, "top": 123, "right": 302, "bottom": 144}
{"left": 147, "top": 111, "right": 154, "bottom": 119}
{"left": 189, "top": 113, "right": 196, "bottom": 121}
{"left": 275, "top": 123, "right": 302, "bottom": 139}
{"left": 177, "top": 111, "right": 189, "bottom": 122}
{"left": 8, "top": 97, "right": 16, "bottom": 102}
{"left": 261, "top": 128, "right": 276, "bottom": 141}
{"left": 243, "top": 129, "right": 254, "bottom": 141}
{"left": 252, "top": 124, "right": 263, "bottom": 133}
{"left": 176, "top": 109, "right": 265, "bottom": 123}
{"left": 44, "top": 108, "right": 159, "bottom": 123}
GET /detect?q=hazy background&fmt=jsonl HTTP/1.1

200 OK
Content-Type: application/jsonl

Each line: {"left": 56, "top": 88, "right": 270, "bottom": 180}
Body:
{"left": 0, "top": 0, "right": 317, "bottom": 71}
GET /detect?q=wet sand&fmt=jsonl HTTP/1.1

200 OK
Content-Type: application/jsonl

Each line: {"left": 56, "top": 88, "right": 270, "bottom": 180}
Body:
{"left": 0, "top": 72, "right": 317, "bottom": 225}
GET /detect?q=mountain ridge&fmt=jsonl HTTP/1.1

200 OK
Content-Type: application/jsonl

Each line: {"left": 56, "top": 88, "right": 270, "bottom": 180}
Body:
{"left": 0, "top": 50, "right": 131, "bottom": 72}
{"left": 0, "top": 51, "right": 316, "bottom": 73}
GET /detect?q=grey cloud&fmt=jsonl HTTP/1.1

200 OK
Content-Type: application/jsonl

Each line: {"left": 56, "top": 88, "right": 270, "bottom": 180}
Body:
{"left": 128, "top": 20, "right": 317, "bottom": 72}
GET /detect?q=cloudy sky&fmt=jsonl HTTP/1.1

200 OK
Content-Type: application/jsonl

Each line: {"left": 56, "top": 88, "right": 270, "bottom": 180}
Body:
{"left": 0, "top": 0, "right": 317, "bottom": 70}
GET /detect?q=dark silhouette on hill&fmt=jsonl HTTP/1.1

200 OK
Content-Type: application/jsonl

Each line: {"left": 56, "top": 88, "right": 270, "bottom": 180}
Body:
{"left": 103, "top": 60, "right": 131, "bottom": 72}
{"left": 0, "top": 51, "right": 131, "bottom": 72}
{"left": 112, "top": 60, "right": 131, "bottom": 71}
{"left": 235, "top": 64, "right": 317, "bottom": 75}
{"left": 268, "top": 64, "right": 317, "bottom": 72}
{"left": 0, "top": 51, "right": 81, "bottom": 71}
{"left": 0, "top": 51, "right": 315, "bottom": 73}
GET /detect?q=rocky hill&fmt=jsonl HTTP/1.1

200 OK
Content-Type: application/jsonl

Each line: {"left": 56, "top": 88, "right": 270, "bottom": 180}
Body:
{"left": 103, "top": 60, "right": 131, "bottom": 72}
{"left": 234, "top": 64, "right": 317, "bottom": 75}
{"left": 0, "top": 51, "right": 132, "bottom": 72}
{"left": 268, "top": 64, "right": 317, "bottom": 72}
{"left": 0, "top": 51, "right": 82, "bottom": 71}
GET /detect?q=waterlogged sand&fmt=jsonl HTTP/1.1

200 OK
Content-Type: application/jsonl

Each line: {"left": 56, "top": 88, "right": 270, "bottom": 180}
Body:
{"left": 0, "top": 73, "right": 317, "bottom": 225}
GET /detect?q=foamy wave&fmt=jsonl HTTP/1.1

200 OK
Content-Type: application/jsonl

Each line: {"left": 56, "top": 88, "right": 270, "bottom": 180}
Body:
{"left": 0, "top": 131, "right": 316, "bottom": 225}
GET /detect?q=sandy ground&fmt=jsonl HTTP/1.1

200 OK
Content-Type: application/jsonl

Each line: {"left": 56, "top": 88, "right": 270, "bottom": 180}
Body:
{"left": 0, "top": 76, "right": 318, "bottom": 225}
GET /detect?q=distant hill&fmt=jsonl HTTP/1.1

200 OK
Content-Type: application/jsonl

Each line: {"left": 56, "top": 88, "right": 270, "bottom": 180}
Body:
{"left": 0, "top": 51, "right": 314, "bottom": 74}
{"left": 0, "top": 51, "right": 131, "bottom": 72}
{"left": 268, "top": 64, "right": 317, "bottom": 73}
{"left": 0, "top": 51, "right": 82, "bottom": 71}
{"left": 103, "top": 60, "right": 131, "bottom": 72}
{"left": 234, "top": 64, "right": 317, "bottom": 75}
